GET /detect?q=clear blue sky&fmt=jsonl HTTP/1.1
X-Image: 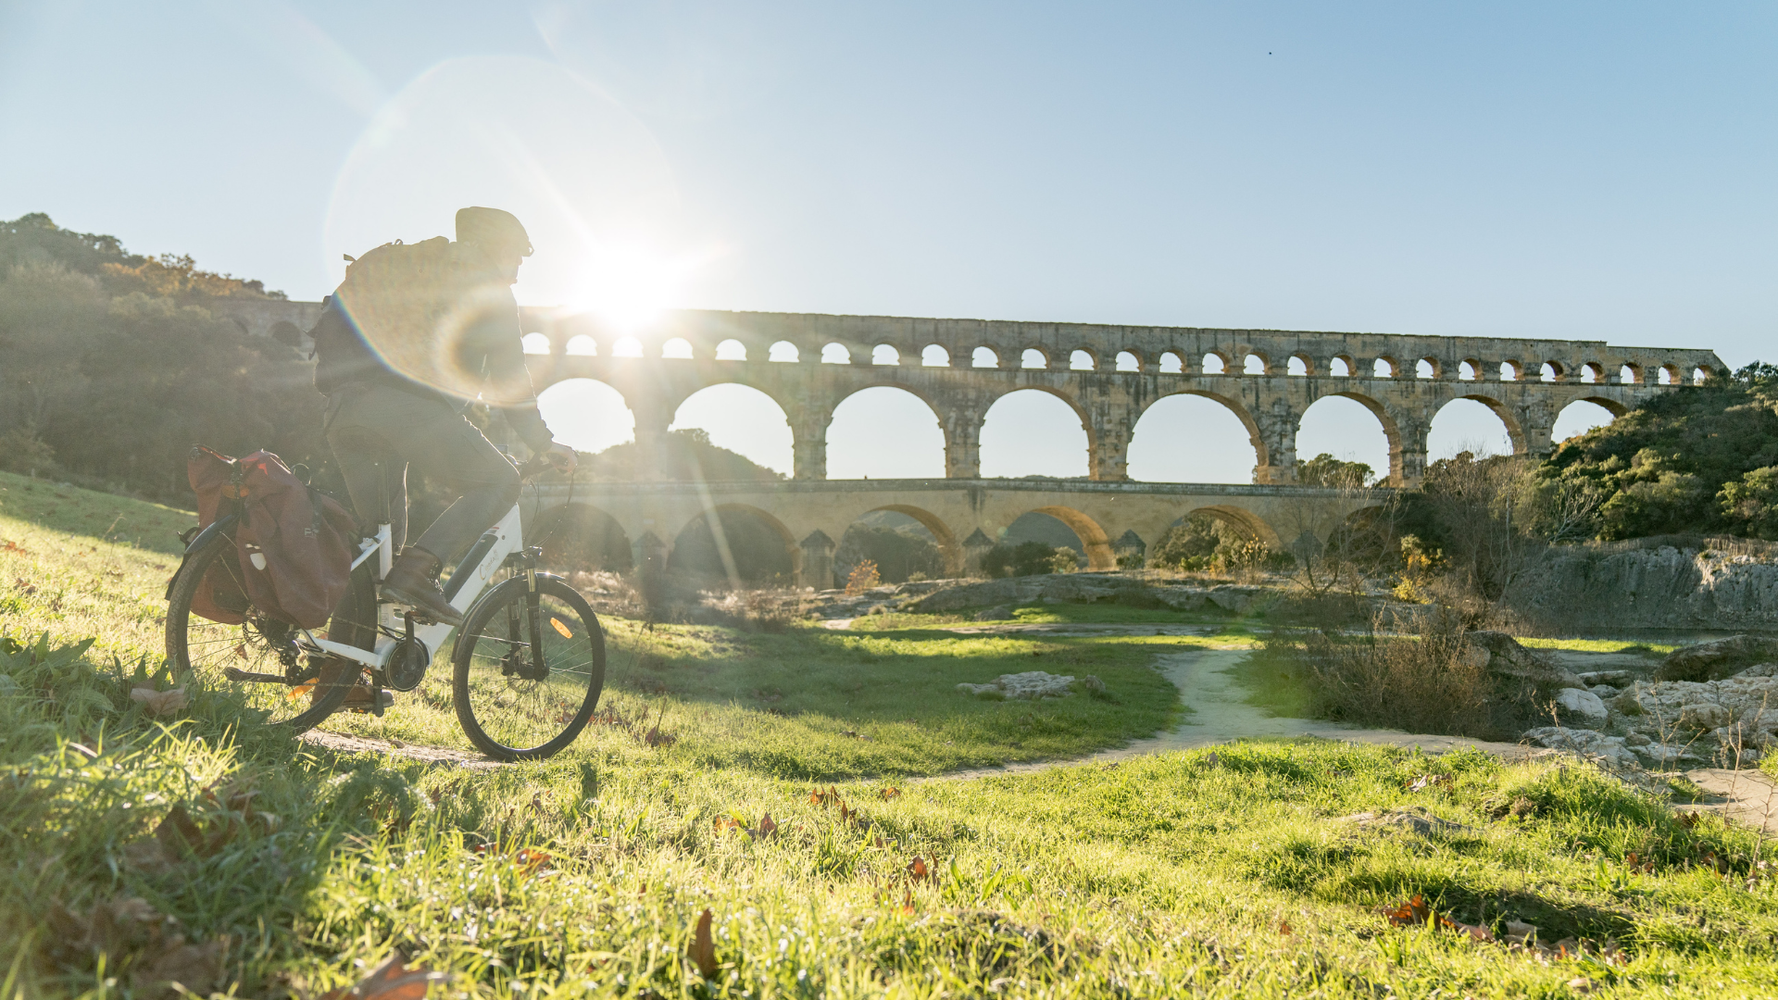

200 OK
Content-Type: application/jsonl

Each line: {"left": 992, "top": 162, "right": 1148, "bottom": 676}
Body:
{"left": 4, "top": 1, "right": 1773, "bottom": 482}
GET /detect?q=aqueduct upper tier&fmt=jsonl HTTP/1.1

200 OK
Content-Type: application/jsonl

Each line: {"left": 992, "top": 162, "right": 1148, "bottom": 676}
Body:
{"left": 512, "top": 308, "right": 1724, "bottom": 486}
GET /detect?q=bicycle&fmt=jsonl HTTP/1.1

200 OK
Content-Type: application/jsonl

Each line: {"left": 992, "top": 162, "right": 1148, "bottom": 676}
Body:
{"left": 163, "top": 457, "right": 605, "bottom": 761}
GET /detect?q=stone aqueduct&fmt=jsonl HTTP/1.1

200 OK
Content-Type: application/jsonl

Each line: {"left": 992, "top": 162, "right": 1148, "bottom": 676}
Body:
{"left": 234, "top": 301, "right": 1723, "bottom": 588}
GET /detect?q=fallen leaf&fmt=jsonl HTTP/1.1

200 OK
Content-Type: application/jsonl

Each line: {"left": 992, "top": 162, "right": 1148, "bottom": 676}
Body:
{"left": 130, "top": 685, "right": 188, "bottom": 717}
{"left": 908, "top": 856, "right": 930, "bottom": 881}
{"left": 1406, "top": 774, "right": 1449, "bottom": 793}
{"left": 1438, "top": 916, "right": 1494, "bottom": 942}
{"left": 1278, "top": 920, "right": 1292, "bottom": 935}
{"left": 513, "top": 849, "right": 553, "bottom": 878}
{"left": 1566, "top": 976, "right": 1597, "bottom": 994}
{"left": 319, "top": 952, "right": 449, "bottom": 1000}
{"left": 755, "top": 812, "right": 779, "bottom": 838}
{"left": 900, "top": 888, "right": 914, "bottom": 913}
{"left": 714, "top": 815, "right": 743, "bottom": 835}
{"left": 1384, "top": 895, "right": 1430, "bottom": 927}
{"left": 689, "top": 909, "right": 718, "bottom": 979}
{"left": 1503, "top": 919, "right": 1538, "bottom": 946}
{"left": 879, "top": 787, "right": 902, "bottom": 801}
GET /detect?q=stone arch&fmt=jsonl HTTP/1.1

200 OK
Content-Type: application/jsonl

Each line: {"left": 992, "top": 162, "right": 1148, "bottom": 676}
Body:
{"left": 1578, "top": 362, "right": 1604, "bottom": 384}
{"left": 1070, "top": 349, "right": 1097, "bottom": 371}
{"left": 535, "top": 377, "right": 637, "bottom": 454}
{"left": 1201, "top": 351, "right": 1229, "bottom": 375}
{"left": 1129, "top": 389, "right": 1266, "bottom": 483}
{"left": 922, "top": 344, "right": 950, "bottom": 367}
{"left": 1028, "top": 505, "right": 1116, "bottom": 570}
{"left": 859, "top": 504, "right": 962, "bottom": 575}
{"left": 1427, "top": 395, "right": 1524, "bottom": 460}
{"left": 1115, "top": 350, "right": 1141, "bottom": 372}
{"left": 667, "top": 503, "right": 801, "bottom": 584}
{"left": 1458, "top": 358, "right": 1481, "bottom": 381}
{"left": 532, "top": 501, "right": 632, "bottom": 572}
{"left": 1539, "top": 361, "right": 1564, "bottom": 382}
{"left": 1185, "top": 504, "right": 1282, "bottom": 550}
{"left": 662, "top": 337, "right": 694, "bottom": 359}
{"left": 1301, "top": 390, "right": 1411, "bottom": 484}
{"left": 1158, "top": 350, "right": 1185, "bottom": 374}
{"left": 1329, "top": 355, "right": 1354, "bottom": 377}
{"left": 1020, "top": 347, "right": 1049, "bottom": 370}
{"left": 1373, "top": 357, "right": 1399, "bottom": 378}
{"left": 1692, "top": 365, "right": 1712, "bottom": 385}
{"left": 565, "top": 334, "right": 597, "bottom": 356}
{"left": 1499, "top": 360, "right": 1523, "bottom": 381}
{"left": 821, "top": 342, "right": 852, "bottom": 364}
{"left": 1416, "top": 357, "right": 1440, "bottom": 379}
{"left": 715, "top": 338, "right": 747, "bottom": 361}
{"left": 768, "top": 340, "right": 800, "bottom": 362}
{"left": 1618, "top": 362, "right": 1642, "bottom": 384}
{"left": 522, "top": 332, "right": 553, "bottom": 355}
{"left": 667, "top": 382, "right": 796, "bottom": 476}
{"left": 872, "top": 344, "right": 900, "bottom": 365}
{"left": 972, "top": 346, "right": 1000, "bottom": 368}
{"left": 1552, "top": 397, "right": 1624, "bottom": 444}
{"left": 1242, "top": 352, "right": 1269, "bottom": 375}
{"left": 1288, "top": 353, "right": 1313, "bottom": 376}
{"left": 826, "top": 386, "right": 946, "bottom": 479}
{"left": 979, "top": 387, "right": 1092, "bottom": 478}
{"left": 1658, "top": 363, "right": 1681, "bottom": 385}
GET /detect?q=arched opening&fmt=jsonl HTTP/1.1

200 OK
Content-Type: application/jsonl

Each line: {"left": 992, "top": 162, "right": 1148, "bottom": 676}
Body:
{"left": 1373, "top": 358, "right": 1397, "bottom": 378}
{"left": 1201, "top": 353, "right": 1227, "bottom": 375}
{"left": 1579, "top": 362, "right": 1603, "bottom": 384}
{"left": 1296, "top": 395, "right": 1390, "bottom": 486}
{"left": 1243, "top": 354, "right": 1267, "bottom": 375}
{"left": 613, "top": 336, "right": 644, "bottom": 358}
{"left": 922, "top": 344, "right": 950, "bottom": 367}
{"left": 669, "top": 384, "right": 794, "bottom": 476}
{"left": 668, "top": 505, "right": 797, "bottom": 587}
{"left": 836, "top": 507, "right": 958, "bottom": 583}
{"left": 826, "top": 387, "right": 945, "bottom": 479}
{"left": 1553, "top": 399, "right": 1623, "bottom": 443}
{"left": 1428, "top": 398, "right": 1517, "bottom": 462}
{"left": 972, "top": 347, "right": 999, "bottom": 368}
{"left": 1540, "top": 362, "right": 1562, "bottom": 383}
{"left": 822, "top": 343, "right": 852, "bottom": 364}
{"left": 1658, "top": 364, "right": 1679, "bottom": 385}
{"left": 1158, "top": 351, "right": 1184, "bottom": 374}
{"left": 522, "top": 332, "right": 553, "bottom": 355}
{"left": 1619, "top": 363, "right": 1641, "bottom": 384}
{"left": 1693, "top": 366, "right": 1711, "bottom": 386}
{"left": 872, "top": 344, "right": 900, "bottom": 365}
{"left": 980, "top": 389, "right": 1088, "bottom": 478}
{"left": 1287, "top": 355, "right": 1310, "bottom": 376}
{"left": 1021, "top": 348, "right": 1048, "bottom": 370}
{"left": 1416, "top": 358, "right": 1438, "bottom": 379}
{"left": 533, "top": 503, "right": 631, "bottom": 574}
{"left": 1127, "top": 392, "right": 1260, "bottom": 484}
{"left": 995, "top": 507, "right": 1116, "bottom": 572}
{"left": 1115, "top": 351, "right": 1140, "bottom": 372}
{"left": 1070, "top": 350, "right": 1096, "bottom": 371}
{"left": 1148, "top": 507, "right": 1281, "bottom": 572}
{"left": 1499, "top": 361, "right": 1521, "bottom": 381}
{"left": 769, "top": 341, "right": 799, "bottom": 362}
{"left": 662, "top": 337, "right": 694, "bottom": 359}
{"left": 1329, "top": 356, "right": 1353, "bottom": 377}
{"left": 565, "top": 334, "right": 597, "bottom": 356}
{"left": 715, "top": 338, "right": 747, "bottom": 361}
{"left": 1458, "top": 359, "right": 1480, "bottom": 381}
{"left": 536, "top": 378, "right": 635, "bottom": 455}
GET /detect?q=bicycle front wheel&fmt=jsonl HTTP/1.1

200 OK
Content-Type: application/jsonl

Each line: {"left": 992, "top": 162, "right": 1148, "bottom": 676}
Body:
{"left": 452, "top": 573, "right": 605, "bottom": 760}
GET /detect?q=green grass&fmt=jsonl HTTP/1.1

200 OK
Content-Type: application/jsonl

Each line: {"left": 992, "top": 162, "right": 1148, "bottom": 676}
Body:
{"left": 8, "top": 473, "right": 1778, "bottom": 997}
{"left": 1519, "top": 638, "right": 1676, "bottom": 656}
{"left": 956, "top": 603, "right": 1237, "bottom": 626}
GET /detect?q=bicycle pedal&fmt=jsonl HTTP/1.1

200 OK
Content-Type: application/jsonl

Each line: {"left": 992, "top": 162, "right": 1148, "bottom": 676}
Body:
{"left": 348, "top": 688, "right": 396, "bottom": 716}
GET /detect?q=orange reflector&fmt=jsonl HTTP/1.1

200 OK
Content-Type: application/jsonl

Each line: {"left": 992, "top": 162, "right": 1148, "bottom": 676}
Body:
{"left": 550, "top": 617, "right": 573, "bottom": 638}
{"left": 288, "top": 679, "right": 316, "bottom": 701}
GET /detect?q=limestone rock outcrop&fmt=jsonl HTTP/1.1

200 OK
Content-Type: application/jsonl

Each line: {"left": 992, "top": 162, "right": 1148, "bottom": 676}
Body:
{"left": 956, "top": 671, "right": 1078, "bottom": 700}
{"left": 1655, "top": 635, "right": 1778, "bottom": 682}
{"left": 1513, "top": 545, "right": 1778, "bottom": 631}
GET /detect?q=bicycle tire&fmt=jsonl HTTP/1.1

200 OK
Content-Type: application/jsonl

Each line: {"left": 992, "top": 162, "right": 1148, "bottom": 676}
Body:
{"left": 451, "top": 573, "right": 605, "bottom": 760}
{"left": 165, "top": 530, "right": 376, "bottom": 733}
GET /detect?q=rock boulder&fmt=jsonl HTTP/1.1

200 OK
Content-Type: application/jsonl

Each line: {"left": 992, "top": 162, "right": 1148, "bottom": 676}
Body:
{"left": 1656, "top": 635, "right": 1778, "bottom": 682}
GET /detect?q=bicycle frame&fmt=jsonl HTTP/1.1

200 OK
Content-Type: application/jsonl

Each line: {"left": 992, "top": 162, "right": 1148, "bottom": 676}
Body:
{"left": 296, "top": 503, "right": 527, "bottom": 671}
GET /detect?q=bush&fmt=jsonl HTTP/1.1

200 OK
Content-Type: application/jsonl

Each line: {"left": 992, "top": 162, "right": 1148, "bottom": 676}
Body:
{"left": 1280, "top": 607, "right": 1494, "bottom": 737}
{"left": 978, "top": 541, "right": 1074, "bottom": 578}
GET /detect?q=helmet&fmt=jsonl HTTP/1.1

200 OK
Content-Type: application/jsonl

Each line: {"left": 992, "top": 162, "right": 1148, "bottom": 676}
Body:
{"left": 454, "top": 206, "right": 533, "bottom": 257}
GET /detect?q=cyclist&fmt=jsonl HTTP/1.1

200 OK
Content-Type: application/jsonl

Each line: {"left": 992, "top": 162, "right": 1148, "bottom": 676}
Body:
{"left": 312, "top": 207, "right": 576, "bottom": 630}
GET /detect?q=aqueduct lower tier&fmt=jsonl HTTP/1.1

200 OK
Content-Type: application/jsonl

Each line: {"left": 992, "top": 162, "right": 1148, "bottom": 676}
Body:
{"left": 522, "top": 479, "right": 1383, "bottom": 591}
{"left": 513, "top": 308, "right": 1725, "bottom": 486}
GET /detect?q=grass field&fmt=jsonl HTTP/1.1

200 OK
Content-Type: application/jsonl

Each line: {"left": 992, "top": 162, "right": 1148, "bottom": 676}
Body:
{"left": 8, "top": 471, "right": 1778, "bottom": 997}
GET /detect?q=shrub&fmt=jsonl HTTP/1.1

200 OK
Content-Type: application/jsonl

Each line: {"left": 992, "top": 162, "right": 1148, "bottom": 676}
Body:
{"left": 978, "top": 541, "right": 1073, "bottom": 578}
{"left": 846, "top": 559, "right": 882, "bottom": 595}
{"left": 1283, "top": 607, "right": 1493, "bottom": 737}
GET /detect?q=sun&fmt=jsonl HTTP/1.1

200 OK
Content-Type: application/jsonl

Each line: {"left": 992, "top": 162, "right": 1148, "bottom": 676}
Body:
{"left": 562, "top": 237, "right": 718, "bottom": 336}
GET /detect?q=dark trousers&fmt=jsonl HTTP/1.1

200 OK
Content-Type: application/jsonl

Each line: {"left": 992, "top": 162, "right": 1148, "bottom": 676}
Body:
{"left": 324, "top": 386, "right": 521, "bottom": 566}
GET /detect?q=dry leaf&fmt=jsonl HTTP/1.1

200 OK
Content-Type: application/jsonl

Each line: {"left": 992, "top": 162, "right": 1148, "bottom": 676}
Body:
{"left": 755, "top": 812, "right": 778, "bottom": 838}
{"left": 714, "top": 816, "right": 743, "bottom": 835}
{"left": 689, "top": 909, "right": 718, "bottom": 979}
{"left": 514, "top": 849, "right": 553, "bottom": 878}
{"left": 1439, "top": 916, "right": 1494, "bottom": 942}
{"left": 879, "top": 787, "right": 901, "bottom": 801}
{"left": 810, "top": 785, "right": 840, "bottom": 806}
{"left": 152, "top": 780, "right": 277, "bottom": 859}
{"left": 1504, "top": 919, "right": 1538, "bottom": 946}
{"left": 1384, "top": 894, "right": 1430, "bottom": 927}
{"left": 319, "top": 952, "right": 449, "bottom": 1000}
{"left": 908, "top": 856, "right": 930, "bottom": 881}
{"left": 900, "top": 888, "right": 914, "bottom": 913}
{"left": 131, "top": 685, "right": 188, "bottom": 717}
{"left": 1278, "top": 920, "right": 1292, "bottom": 935}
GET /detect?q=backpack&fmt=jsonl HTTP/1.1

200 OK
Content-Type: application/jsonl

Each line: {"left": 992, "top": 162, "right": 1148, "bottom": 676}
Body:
{"left": 314, "top": 237, "right": 488, "bottom": 398}
{"left": 186, "top": 446, "right": 358, "bottom": 629}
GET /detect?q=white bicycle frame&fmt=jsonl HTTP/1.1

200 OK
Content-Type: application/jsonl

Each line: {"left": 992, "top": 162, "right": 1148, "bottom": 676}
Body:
{"left": 294, "top": 503, "right": 526, "bottom": 671}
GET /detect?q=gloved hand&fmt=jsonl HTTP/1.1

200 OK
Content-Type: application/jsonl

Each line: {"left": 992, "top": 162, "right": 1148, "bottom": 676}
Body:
{"left": 542, "top": 441, "right": 578, "bottom": 472}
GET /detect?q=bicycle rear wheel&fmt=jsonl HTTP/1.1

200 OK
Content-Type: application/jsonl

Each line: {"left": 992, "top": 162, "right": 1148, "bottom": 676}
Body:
{"left": 452, "top": 574, "right": 605, "bottom": 760}
{"left": 164, "top": 530, "right": 376, "bottom": 732}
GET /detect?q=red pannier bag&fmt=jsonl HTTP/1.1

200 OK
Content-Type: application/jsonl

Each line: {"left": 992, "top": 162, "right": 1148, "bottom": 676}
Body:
{"left": 186, "top": 446, "right": 358, "bottom": 629}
